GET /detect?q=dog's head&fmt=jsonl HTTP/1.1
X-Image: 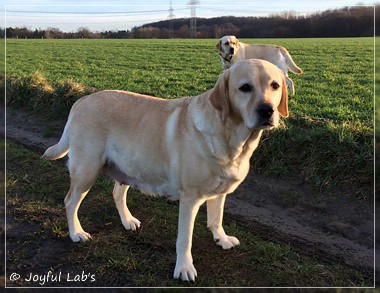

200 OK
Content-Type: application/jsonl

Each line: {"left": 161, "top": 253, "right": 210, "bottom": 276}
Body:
{"left": 210, "top": 59, "right": 288, "bottom": 130}
{"left": 216, "top": 35, "right": 240, "bottom": 63}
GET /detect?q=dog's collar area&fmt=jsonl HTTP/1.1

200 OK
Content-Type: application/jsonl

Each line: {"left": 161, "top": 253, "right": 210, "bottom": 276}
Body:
{"left": 219, "top": 53, "right": 233, "bottom": 63}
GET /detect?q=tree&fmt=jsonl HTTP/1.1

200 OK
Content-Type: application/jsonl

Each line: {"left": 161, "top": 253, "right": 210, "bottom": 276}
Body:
{"left": 76, "top": 27, "right": 93, "bottom": 39}
{"left": 44, "top": 27, "right": 63, "bottom": 39}
{"left": 176, "top": 25, "right": 190, "bottom": 38}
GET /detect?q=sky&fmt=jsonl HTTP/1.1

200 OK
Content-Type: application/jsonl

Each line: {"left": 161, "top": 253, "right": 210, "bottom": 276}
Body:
{"left": 2, "top": 0, "right": 377, "bottom": 32}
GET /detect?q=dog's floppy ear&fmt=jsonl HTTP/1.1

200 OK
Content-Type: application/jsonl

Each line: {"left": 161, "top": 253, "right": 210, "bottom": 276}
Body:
{"left": 216, "top": 39, "right": 222, "bottom": 52}
{"left": 209, "top": 70, "right": 230, "bottom": 121}
{"left": 278, "top": 75, "right": 289, "bottom": 117}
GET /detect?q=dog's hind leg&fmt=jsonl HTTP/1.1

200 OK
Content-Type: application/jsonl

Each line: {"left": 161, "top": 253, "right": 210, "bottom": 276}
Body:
{"left": 285, "top": 75, "right": 295, "bottom": 95}
{"left": 276, "top": 61, "right": 295, "bottom": 95}
{"left": 207, "top": 194, "right": 240, "bottom": 249}
{"left": 112, "top": 181, "right": 141, "bottom": 231}
{"left": 65, "top": 161, "right": 100, "bottom": 242}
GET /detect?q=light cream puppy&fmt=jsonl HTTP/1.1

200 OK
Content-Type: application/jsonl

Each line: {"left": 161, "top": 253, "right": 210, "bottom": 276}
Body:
{"left": 216, "top": 35, "right": 303, "bottom": 94}
{"left": 43, "top": 59, "right": 289, "bottom": 282}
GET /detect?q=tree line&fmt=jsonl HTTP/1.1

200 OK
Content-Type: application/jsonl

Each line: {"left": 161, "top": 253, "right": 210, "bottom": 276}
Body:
{"left": 137, "top": 6, "right": 374, "bottom": 39}
{"left": 2, "top": 6, "right": 375, "bottom": 39}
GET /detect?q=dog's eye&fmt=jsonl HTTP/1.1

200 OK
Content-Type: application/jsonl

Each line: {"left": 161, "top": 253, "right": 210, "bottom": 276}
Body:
{"left": 239, "top": 83, "right": 253, "bottom": 93}
{"left": 271, "top": 81, "right": 280, "bottom": 90}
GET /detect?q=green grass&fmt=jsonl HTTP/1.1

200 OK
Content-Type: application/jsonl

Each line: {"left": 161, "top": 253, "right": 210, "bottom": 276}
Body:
{"left": 5, "top": 38, "right": 374, "bottom": 192}
{"left": 376, "top": 37, "right": 380, "bottom": 136}
{"left": 6, "top": 39, "right": 219, "bottom": 96}
{"left": 6, "top": 141, "right": 372, "bottom": 287}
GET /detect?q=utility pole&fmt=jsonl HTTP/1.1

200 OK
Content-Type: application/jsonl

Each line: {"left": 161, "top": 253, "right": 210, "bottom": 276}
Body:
{"left": 168, "top": 0, "right": 175, "bottom": 38}
{"left": 187, "top": 0, "right": 199, "bottom": 38}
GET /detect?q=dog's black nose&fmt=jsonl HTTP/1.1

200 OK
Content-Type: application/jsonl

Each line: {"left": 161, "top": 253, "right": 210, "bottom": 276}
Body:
{"left": 230, "top": 48, "right": 234, "bottom": 54}
{"left": 257, "top": 104, "right": 274, "bottom": 119}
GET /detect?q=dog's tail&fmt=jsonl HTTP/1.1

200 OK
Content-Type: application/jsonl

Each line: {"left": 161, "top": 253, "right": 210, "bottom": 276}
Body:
{"left": 42, "top": 115, "right": 72, "bottom": 160}
{"left": 279, "top": 47, "right": 303, "bottom": 75}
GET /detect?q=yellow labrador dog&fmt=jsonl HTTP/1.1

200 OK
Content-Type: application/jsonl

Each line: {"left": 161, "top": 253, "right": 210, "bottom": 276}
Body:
{"left": 43, "top": 59, "right": 288, "bottom": 282}
{"left": 216, "top": 35, "right": 303, "bottom": 94}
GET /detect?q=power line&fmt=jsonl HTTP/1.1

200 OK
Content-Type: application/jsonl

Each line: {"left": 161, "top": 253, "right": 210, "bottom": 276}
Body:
{"left": 5, "top": 18, "right": 166, "bottom": 25}
{"left": 6, "top": 8, "right": 188, "bottom": 15}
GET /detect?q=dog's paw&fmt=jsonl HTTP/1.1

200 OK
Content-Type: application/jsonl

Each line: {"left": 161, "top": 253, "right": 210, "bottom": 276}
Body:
{"left": 121, "top": 216, "right": 141, "bottom": 231}
{"left": 173, "top": 261, "right": 197, "bottom": 282}
{"left": 215, "top": 235, "right": 240, "bottom": 250}
{"left": 70, "top": 231, "right": 92, "bottom": 242}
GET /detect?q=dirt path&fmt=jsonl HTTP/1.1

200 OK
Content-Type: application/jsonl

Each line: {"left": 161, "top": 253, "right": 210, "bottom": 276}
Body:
{"left": 4, "top": 106, "right": 375, "bottom": 281}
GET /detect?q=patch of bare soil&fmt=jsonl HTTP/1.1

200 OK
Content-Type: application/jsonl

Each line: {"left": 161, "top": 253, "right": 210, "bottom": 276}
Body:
{"left": 4, "top": 106, "right": 375, "bottom": 283}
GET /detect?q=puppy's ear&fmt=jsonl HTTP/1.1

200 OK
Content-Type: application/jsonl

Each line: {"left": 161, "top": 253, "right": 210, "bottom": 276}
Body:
{"left": 209, "top": 70, "right": 230, "bottom": 121}
{"left": 236, "top": 38, "right": 240, "bottom": 48}
{"left": 216, "top": 39, "right": 222, "bottom": 52}
{"left": 278, "top": 75, "right": 289, "bottom": 117}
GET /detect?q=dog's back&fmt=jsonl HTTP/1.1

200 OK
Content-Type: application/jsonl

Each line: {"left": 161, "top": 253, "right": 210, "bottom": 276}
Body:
{"left": 235, "top": 43, "right": 303, "bottom": 74}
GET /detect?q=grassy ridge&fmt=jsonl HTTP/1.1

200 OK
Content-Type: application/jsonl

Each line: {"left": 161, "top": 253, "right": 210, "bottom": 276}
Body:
{"left": 6, "top": 38, "right": 374, "bottom": 192}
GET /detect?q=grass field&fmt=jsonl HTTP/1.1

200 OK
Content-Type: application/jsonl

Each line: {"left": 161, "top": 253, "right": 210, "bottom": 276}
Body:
{"left": 376, "top": 37, "right": 380, "bottom": 135}
{"left": 6, "top": 37, "right": 374, "bottom": 192}
{"left": 5, "top": 37, "right": 375, "bottom": 287}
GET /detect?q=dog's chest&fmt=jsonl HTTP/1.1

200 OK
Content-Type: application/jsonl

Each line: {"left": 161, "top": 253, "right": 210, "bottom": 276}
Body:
{"left": 202, "top": 131, "right": 261, "bottom": 196}
{"left": 209, "top": 159, "right": 250, "bottom": 195}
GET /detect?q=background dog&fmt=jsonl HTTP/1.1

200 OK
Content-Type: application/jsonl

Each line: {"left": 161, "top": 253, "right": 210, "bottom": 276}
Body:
{"left": 216, "top": 35, "right": 303, "bottom": 94}
{"left": 43, "top": 59, "right": 288, "bottom": 282}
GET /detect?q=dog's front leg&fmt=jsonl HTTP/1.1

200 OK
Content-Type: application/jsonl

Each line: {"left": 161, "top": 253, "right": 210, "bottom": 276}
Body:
{"left": 207, "top": 194, "right": 240, "bottom": 249}
{"left": 173, "top": 197, "right": 203, "bottom": 282}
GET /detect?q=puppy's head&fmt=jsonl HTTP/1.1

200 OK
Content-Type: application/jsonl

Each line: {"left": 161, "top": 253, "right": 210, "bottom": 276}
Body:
{"left": 210, "top": 59, "right": 288, "bottom": 129}
{"left": 216, "top": 35, "right": 240, "bottom": 62}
